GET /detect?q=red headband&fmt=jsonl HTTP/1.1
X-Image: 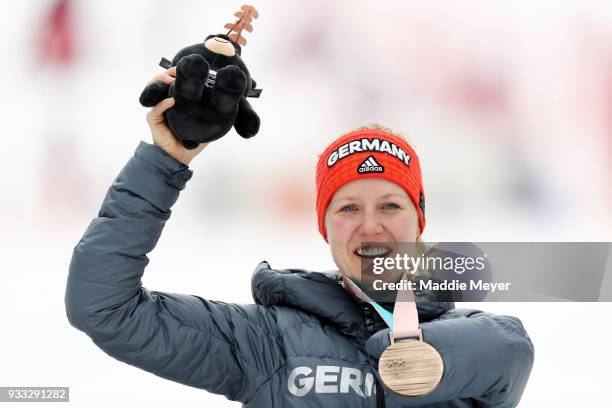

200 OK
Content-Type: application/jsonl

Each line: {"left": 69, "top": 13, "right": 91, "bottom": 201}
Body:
{"left": 316, "top": 129, "right": 426, "bottom": 242}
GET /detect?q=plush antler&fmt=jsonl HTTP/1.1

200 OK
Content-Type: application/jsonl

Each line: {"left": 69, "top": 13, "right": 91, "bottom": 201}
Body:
{"left": 224, "top": 4, "right": 259, "bottom": 46}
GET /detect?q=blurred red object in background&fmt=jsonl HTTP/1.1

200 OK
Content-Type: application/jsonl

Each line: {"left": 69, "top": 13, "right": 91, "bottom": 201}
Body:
{"left": 38, "top": 0, "right": 75, "bottom": 66}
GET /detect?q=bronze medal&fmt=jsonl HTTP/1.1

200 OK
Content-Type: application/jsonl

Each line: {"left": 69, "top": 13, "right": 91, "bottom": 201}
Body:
{"left": 343, "top": 274, "right": 443, "bottom": 397}
{"left": 378, "top": 332, "right": 444, "bottom": 397}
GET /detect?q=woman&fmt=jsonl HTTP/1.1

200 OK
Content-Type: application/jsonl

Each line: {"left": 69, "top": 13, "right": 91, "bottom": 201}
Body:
{"left": 65, "top": 67, "right": 534, "bottom": 407}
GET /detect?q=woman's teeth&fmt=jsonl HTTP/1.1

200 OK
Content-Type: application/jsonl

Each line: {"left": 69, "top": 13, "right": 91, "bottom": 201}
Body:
{"left": 356, "top": 246, "right": 390, "bottom": 258}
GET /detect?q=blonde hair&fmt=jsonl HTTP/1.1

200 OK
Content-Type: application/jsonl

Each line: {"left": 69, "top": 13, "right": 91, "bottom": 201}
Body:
{"left": 350, "top": 122, "right": 409, "bottom": 141}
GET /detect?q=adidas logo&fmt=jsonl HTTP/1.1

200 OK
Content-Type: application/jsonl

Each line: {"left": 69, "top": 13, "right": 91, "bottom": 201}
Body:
{"left": 358, "top": 156, "right": 384, "bottom": 173}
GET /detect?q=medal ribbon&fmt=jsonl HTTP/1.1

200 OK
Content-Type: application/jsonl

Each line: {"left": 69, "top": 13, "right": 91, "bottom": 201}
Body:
{"left": 343, "top": 274, "right": 421, "bottom": 340}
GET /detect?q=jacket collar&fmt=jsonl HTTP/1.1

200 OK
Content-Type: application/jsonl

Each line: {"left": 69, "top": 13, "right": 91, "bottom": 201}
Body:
{"left": 251, "top": 261, "right": 454, "bottom": 340}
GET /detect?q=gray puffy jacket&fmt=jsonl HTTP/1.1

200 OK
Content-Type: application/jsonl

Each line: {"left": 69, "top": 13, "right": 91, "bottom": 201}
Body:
{"left": 65, "top": 142, "right": 534, "bottom": 407}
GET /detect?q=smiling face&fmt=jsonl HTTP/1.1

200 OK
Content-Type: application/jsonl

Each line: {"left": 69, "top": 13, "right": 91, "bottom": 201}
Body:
{"left": 324, "top": 178, "right": 420, "bottom": 283}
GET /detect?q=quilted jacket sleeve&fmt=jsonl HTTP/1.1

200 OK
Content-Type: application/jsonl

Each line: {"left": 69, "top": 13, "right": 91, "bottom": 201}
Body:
{"left": 367, "top": 308, "right": 534, "bottom": 407}
{"left": 64, "top": 142, "right": 283, "bottom": 403}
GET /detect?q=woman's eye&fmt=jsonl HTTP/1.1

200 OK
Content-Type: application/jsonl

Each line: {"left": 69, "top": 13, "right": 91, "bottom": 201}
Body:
{"left": 340, "top": 204, "right": 357, "bottom": 212}
{"left": 382, "top": 202, "right": 400, "bottom": 210}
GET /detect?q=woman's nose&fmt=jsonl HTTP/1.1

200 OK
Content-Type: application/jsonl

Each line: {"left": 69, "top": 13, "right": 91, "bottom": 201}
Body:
{"left": 357, "top": 210, "right": 385, "bottom": 237}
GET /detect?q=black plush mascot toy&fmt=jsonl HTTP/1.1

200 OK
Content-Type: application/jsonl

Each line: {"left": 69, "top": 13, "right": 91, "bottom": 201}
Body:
{"left": 139, "top": 5, "right": 262, "bottom": 149}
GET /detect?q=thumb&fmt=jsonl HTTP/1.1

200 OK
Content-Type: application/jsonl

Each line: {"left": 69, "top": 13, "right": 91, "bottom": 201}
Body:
{"left": 146, "top": 97, "right": 175, "bottom": 125}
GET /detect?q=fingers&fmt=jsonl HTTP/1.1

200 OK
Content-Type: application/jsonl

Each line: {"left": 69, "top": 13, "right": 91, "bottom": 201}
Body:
{"left": 146, "top": 97, "right": 175, "bottom": 125}
{"left": 148, "top": 66, "right": 177, "bottom": 86}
